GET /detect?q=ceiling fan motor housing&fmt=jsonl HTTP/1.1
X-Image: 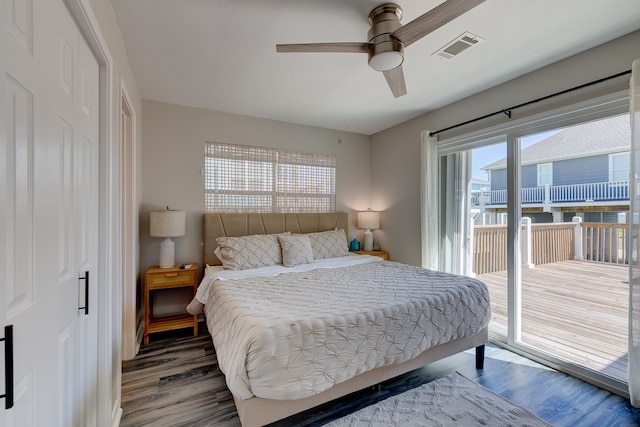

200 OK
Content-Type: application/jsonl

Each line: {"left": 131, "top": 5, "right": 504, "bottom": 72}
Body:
{"left": 367, "top": 3, "right": 404, "bottom": 71}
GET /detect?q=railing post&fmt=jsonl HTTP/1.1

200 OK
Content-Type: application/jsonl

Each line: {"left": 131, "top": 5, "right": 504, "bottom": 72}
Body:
{"left": 573, "top": 216, "right": 583, "bottom": 260}
{"left": 521, "top": 217, "right": 534, "bottom": 269}
{"left": 467, "top": 221, "right": 476, "bottom": 278}
{"left": 543, "top": 184, "right": 551, "bottom": 212}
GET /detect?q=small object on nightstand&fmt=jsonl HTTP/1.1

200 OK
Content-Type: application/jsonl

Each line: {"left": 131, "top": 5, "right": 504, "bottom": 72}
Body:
{"left": 349, "top": 239, "right": 360, "bottom": 251}
{"left": 373, "top": 242, "right": 380, "bottom": 251}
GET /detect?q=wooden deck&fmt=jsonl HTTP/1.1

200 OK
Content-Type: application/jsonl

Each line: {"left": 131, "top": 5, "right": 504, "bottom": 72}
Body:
{"left": 477, "top": 260, "right": 629, "bottom": 383}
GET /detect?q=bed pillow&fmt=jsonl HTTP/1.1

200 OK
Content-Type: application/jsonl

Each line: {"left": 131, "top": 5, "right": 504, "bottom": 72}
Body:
{"left": 306, "top": 229, "right": 349, "bottom": 260}
{"left": 216, "top": 233, "right": 285, "bottom": 270}
{"left": 278, "top": 234, "right": 314, "bottom": 267}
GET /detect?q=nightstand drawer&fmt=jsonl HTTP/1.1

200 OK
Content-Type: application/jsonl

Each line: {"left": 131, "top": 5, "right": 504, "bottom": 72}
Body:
{"left": 147, "top": 270, "right": 195, "bottom": 287}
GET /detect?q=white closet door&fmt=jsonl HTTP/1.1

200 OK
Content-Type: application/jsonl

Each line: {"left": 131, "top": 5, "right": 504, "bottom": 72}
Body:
{"left": 0, "top": 0, "right": 100, "bottom": 425}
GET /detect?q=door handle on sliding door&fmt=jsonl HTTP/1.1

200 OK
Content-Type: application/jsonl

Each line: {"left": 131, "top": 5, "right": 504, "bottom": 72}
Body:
{"left": 79, "top": 271, "right": 89, "bottom": 315}
{"left": 1, "top": 325, "right": 14, "bottom": 409}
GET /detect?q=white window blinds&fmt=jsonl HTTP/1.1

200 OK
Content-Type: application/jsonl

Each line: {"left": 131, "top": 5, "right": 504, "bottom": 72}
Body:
{"left": 205, "top": 142, "right": 336, "bottom": 213}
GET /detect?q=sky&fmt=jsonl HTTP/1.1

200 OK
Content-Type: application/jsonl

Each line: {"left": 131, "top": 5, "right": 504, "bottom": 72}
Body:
{"left": 471, "top": 129, "right": 562, "bottom": 181}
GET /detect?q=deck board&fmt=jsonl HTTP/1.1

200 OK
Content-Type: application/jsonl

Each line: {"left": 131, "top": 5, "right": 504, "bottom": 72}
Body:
{"left": 477, "top": 259, "right": 629, "bottom": 382}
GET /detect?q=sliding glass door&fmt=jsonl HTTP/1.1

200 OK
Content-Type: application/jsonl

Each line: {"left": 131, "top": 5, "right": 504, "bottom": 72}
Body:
{"left": 431, "top": 107, "right": 631, "bottom": 397}
{"left": 437, "top": 143, "right": 510, "bottom": 337}
{"left": 516, "top": 118, "right": 630, "bottom": 386}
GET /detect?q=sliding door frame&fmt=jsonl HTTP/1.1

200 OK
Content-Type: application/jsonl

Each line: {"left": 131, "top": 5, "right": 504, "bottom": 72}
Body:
{"left": 434, "top": 90, "right": 630, "bottom": 398}
{"left": 506, "top": 134, "right": 522, "bottom": 345}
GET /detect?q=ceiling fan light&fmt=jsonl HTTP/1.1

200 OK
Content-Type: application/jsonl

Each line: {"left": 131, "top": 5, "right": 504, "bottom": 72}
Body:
{"left": 369, "top": 50, "right": 404, "bottom": 71}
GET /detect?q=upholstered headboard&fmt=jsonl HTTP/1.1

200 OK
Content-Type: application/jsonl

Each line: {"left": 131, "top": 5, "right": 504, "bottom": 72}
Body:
{"left": 203, "top": 212, "right": 349, "bottom": 266}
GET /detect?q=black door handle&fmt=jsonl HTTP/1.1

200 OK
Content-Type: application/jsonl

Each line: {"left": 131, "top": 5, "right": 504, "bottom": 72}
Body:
{"left": 79, "top": 271, "right": 89, "bottom": 315}
{"left": 1, "top": 325, "right": 14, "bottom": 409}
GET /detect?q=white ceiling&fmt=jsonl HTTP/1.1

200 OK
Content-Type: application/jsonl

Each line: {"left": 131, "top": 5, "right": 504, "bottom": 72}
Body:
{"left": 111, "top": 0, "right": 640, "bottom": 135}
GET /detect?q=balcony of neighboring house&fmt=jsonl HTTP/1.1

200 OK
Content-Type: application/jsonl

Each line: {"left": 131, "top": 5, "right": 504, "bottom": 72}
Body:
{"left": 470, "top": 180, "right": 630, "bottom": 212}
{"left": 472, "top": 219, "right": 630, "bottom": 384}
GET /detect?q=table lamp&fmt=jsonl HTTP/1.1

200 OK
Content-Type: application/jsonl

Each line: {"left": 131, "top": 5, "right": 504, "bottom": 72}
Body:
{"left": 150, "top": 208, "right": 186, "bottom": 268}
{"left": 357, "top": 210, "right": 380, "bottom": 252}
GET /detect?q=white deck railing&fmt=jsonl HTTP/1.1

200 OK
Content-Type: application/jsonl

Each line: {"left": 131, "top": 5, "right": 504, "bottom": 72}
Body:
{"left": 472, "top": 218, "right": 629, "bottom": 275}
{"left": 471, "top": 181, "right": 629, "bottom": 206}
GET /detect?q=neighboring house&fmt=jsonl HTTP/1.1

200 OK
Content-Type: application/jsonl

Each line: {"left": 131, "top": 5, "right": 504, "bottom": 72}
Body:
{"left": 473, "top": 115, "right": 630, "bottom": 224}
{"left": 471, "top": 177, "right": 490, "bottom": 192}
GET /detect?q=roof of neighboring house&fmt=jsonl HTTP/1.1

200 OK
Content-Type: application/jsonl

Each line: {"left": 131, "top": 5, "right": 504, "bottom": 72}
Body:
{"left": 482, "top": 114, "right": 630, "bottom": 170}
{"left": 471, "top": 177, "right": 489, "bottom": 185}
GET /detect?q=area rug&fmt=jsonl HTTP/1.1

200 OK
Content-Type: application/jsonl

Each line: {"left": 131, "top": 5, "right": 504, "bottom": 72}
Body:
{"left": 324, "top": 372, "right": 553, "bottom": 427}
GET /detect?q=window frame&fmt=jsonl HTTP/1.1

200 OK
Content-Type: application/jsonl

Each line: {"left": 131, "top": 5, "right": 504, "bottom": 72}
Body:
{"left": 609, "top": 151, "right": 630, "bottom": 183}
{"left": 536, "top": 162, "right": 553, "bottom": 186}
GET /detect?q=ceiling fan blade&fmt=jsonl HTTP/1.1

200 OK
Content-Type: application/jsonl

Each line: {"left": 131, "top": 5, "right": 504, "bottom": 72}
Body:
{"left": 383, "top": 66, "right": 407, "bottom": 98}
{"left": 392, "top": 0, "right": 485, "bottom": 47}
{"left": 276, "top": 42, "right": 369, "bottom": 53}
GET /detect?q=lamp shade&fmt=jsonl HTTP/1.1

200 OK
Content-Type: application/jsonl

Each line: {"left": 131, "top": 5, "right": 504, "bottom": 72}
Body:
{"left": 150, "top": 209, "right": 185, "bottom": 238}
{"left": 357, "top": 210, "right": 380, "bottom": 230}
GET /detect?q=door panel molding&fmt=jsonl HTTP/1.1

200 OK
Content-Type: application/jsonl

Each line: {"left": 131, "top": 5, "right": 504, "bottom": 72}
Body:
{"left": 5, "top": 74, "right": 34, "bottom": 318}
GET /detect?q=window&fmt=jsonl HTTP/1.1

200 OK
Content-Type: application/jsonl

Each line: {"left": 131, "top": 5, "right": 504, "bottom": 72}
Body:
{"left": 610, "top": 152, "right": 630, "bottom": 182}
{"left": 537, "top": 162, "right": 552, "bottom": 186}
{"left": 204, "top": 141, "right": 336, "bottom": 213}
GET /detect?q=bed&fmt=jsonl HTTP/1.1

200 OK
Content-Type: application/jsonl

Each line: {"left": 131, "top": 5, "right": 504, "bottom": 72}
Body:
{"left": 190, "top": 212, "right": 490, "bottom": 427}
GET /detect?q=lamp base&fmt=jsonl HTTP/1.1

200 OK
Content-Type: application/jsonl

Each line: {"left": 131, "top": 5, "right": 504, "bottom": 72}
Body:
{"left": 363, "top": 229, "right": 373, "bottom": 252}
{"left": 159, "top": 237, "right": 175, "bottom": 268}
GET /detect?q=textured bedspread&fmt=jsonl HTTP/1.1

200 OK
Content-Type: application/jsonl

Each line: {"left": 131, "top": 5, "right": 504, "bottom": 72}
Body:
{"left": 204, "top": 260, "right": 491, "bottom": 401}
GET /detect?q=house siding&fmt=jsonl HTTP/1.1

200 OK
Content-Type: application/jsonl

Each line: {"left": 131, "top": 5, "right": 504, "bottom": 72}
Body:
{"left": 490, "top": 154, "right": 612, "bottom": 190}
{"left": 553, "top": 155, "right": 609, "bottom": 185}
{"left": 491, "top": 168, "right": 508, "bottom": 190}
{"left": 584, "top": 211, "right": 622, "bottom": 223}
{"left": 522, "top": 164, "right": 538, "bottom": 188}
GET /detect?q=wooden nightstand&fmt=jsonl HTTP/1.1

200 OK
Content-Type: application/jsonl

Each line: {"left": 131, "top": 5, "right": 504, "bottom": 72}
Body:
{"left": 353, "top": 250, "right": 389, "bottom": 260}
{"left": 144, "top": 263, "right": 198, "bottom": 345}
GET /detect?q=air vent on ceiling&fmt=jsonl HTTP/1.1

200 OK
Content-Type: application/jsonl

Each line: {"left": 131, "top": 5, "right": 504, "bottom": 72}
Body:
{"left": 433, "top": 32, "right": 484, "bottom": 59}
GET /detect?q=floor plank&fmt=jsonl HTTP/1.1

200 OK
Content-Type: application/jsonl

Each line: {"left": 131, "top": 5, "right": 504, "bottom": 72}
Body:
{"left": 477, "top": 260, "right": 630, "bottom": 381}
{"left": 121, "top": 324, "right": 640, "bottom": 426}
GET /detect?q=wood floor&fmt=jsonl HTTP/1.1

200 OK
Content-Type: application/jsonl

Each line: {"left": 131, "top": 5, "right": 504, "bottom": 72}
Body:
{"left": 477, "top": 260, "right": 629, "bottom": 381}
{"left": 121, "top": 323, "right": 640, "bottom": 427}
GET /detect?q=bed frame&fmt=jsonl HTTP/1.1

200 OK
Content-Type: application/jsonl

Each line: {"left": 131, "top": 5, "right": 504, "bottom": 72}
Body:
{"left": 203, "top": 212, "right": 488, "bottom": 427}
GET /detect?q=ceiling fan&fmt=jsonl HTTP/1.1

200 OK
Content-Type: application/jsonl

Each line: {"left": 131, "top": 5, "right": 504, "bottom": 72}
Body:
{"left": 276, "top": 0, "right": 485, "bottom": 98}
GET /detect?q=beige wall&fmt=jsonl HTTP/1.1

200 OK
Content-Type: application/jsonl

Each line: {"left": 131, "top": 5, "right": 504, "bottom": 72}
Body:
{"left": 371, "top": 30, "right": 640, "bottom": 267}
{"left": 140, "top": 100, "right": 372, "bottom": 312}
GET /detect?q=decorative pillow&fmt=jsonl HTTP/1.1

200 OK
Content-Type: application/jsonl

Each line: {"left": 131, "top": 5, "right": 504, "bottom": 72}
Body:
{"left": 306, "top": 229, "right": 348, "bottom": 260}
{"left": 278, "top": 234, "right": 314, "bottom": 267}
{"left": 214, "top": 246, "right": 223, "bottom": 261}
{"left": 216, "top": 233, "right": 285, "bottom": 270}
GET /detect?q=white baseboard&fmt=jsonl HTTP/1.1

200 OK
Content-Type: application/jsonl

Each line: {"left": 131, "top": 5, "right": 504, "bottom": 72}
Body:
{"left": 111, "top": 400, "right": 123, "bottom": 427}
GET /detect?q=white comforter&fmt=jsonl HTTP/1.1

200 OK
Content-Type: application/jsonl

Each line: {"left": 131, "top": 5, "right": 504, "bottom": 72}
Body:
{"left": 201, "top": 256, "right": 491, "bottom": 401}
